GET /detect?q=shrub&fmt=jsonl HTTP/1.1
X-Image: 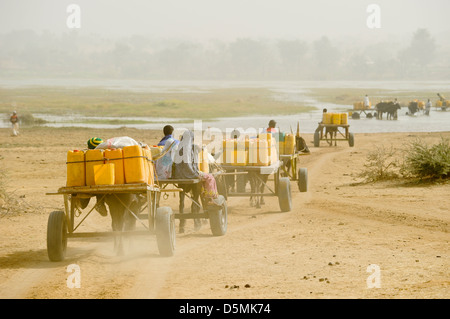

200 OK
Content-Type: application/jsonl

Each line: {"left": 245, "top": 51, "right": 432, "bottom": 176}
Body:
{"left": 358, "top": 144, "right": 400, "bottom": 182}
{"left": 19, "top": 113, "right": 47, "bottom": 126}
{"left": 401, "top": 138, "right": 450, "bottom": 180}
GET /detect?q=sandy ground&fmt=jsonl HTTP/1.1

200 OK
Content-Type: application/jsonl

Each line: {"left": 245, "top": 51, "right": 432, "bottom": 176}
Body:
{"left": 0, "top": 126, "right": 448, "bottom": 299}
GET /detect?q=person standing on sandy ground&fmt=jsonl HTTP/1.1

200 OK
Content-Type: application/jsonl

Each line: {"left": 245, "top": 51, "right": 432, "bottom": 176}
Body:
{"left": 10, "top": 111, "right": 19, "bottom": 136}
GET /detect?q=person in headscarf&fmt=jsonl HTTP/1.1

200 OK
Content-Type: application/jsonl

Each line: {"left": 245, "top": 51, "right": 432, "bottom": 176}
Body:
{"left": 173, "top": 130, "right": 220, "bottom": 232}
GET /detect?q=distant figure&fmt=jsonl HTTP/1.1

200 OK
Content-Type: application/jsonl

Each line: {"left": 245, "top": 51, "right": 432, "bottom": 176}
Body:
{"left": 10, "top": 111, "right": 19, "bottom": 136}
{"left": 425, "top": 99, "right": 432, "bottom": 116}
{"left": 364, "top": 95, "right": 370, "bottom": 109}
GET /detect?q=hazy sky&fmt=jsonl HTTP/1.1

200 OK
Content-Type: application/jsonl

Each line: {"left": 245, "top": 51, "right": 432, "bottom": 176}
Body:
{"left": 1, "top": 0, "right": 449, "bottom": 40}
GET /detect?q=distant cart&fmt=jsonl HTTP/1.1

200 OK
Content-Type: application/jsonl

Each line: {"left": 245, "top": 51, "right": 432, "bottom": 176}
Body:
{"left": 351, "top": 101, "right": 376, "bottom": 119}
{"left": 314, "top": 123, "right": 355, "bottom": 147}
{"left": 46, "top": 183, "right": 177, "bottom": 261}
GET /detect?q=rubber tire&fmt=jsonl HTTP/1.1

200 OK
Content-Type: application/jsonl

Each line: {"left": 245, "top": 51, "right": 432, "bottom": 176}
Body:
{"left": 349, "top": 132, "right": 355, "bottom": 147}
{"left": 297, "top": 168, "right": 308, "bottom": 193}
{"left": 155, "top": 207, "right": 175, "bottom": 257}
{"left": 47, "top": 211, "right": 67, "bottom": 262}
{"left": 314, "top": 131, "right": 320, "bottom": 147}
{"left": 278, "top": 177, "right": 292, "bottom": 212}
{"left": 209, "top": 195, "right": 227, "bottom": 236}
{"left": 352, "top": 112, "right": 360, "bottom": 119}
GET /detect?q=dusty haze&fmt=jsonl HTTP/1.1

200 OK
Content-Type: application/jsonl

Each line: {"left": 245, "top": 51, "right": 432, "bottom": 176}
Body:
{"left": 0, "top": 0, "right": 449, "bottom": 80}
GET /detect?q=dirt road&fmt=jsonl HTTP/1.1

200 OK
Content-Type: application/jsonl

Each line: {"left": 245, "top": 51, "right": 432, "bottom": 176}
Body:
{"left": 0, "top": 127, "right": 448, "bottom": 299}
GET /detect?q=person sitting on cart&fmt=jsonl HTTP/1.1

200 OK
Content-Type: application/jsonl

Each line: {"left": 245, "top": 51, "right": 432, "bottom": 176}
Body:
{"left": 315, "top": 108, "right": 327, "bottom": 133}
{"left": 264, "top": 119, "right": 278, "bottom": 134}
{"left": 155, "top": 125, "right": 179, "bottom": 180}
{"left": 172, "top": 130, "right": 223, "bottom": 232}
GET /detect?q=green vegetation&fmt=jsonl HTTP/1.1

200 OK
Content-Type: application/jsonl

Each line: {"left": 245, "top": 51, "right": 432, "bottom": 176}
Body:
{"left": 401, "top": 138, "right": 450, "bottom": 180}
{"left": 358, "top": 138, "right": 450, "bottom": 183}
{"left": 358, "top": 145, "right": 400, "bottom": 182}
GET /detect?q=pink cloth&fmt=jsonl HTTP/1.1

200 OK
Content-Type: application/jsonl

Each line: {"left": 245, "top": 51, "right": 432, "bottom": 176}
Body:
{"left": 201, "top": 173, "right": 218, "bottom": 201}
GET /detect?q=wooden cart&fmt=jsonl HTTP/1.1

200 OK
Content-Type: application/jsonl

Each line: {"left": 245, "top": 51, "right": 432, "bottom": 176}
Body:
{"left": 46, "top": 183, "right": 177, "bottom": 261}
{"left": 220, "top": 160, "right": 292, "bottom": 212}
{"left": 314, "top": 123, "right": 355, "bottom": 147}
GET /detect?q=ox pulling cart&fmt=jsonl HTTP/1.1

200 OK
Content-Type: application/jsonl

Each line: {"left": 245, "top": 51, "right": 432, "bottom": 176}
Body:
{"left": 46, "top": 183, "right": 178, "bottom": 261}
{"left": 220, "top": 160, "right": 294, "bottom": 213}
{"left": 157, "top": 177, "right": 228, "bottom": 236}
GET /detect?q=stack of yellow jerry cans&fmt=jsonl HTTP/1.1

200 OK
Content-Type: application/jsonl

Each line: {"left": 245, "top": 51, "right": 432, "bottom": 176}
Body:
{"left": 221, "top": 133, "right": 280, "bottom": 166}
{"left": 66, "top": 145, "right": 155, "bottom": 187}
{"left": 322, "top": 112, "right": 348, "bottom": 125}
{"left": 277, "top": 133, "right": 295, "bottom": 155}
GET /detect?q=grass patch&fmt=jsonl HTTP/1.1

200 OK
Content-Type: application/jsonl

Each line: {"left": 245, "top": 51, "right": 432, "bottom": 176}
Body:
{"left": 401, "top": 137, "right": 450, "bottom": 180}
{"left": 358, "top": 138, "right": 450, "bottom": 183}
{"left": 0, "top": 86, "right": 314, "bottom": 119}
{"left": 357, "top": 144, "right": 400, "bottom": 182}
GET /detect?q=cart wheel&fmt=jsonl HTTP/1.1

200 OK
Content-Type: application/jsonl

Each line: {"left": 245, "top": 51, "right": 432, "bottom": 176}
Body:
{"left": 297, "top": 168, "right": 308, "bottom": 192}
{"left": 47, "top": 211, "right": 67, "bottom": 262}
{"left": 209, "top": 195, "right": 227, "bottom": 236}
{"left": 314, "top": 132, "right": 320, "bottom": 147}
{"left": 349, "top": 132, "right": 355, "bottom": 147}
{"left": 155, "top": 207, "right": 175, "bottom": 257}
{"left": 278, "top": 177, "right": 292, "bottom": 212}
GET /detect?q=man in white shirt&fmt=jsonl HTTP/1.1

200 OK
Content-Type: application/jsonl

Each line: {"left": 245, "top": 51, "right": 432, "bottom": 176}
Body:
{"left": 364, "top": 95, "right": 370, "bottom": 109}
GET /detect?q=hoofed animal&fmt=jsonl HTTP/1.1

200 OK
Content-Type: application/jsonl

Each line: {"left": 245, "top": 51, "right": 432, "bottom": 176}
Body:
{"left": 76, "top": 194, "right": 143, "bottom": 256}
{"left": 407, "top": 101, "right": 420, "bottom": 115}
{"left": 325, "top": 126, "right": 338, "bottom": 146}
{"left": 248, "top": 171, "right": 269, "bottom": 209}
{"left": 177, "top": 183, "right": 202, "bottom": 233}
{"left": 376, "top": 102, "right": 401, "bottom": 120}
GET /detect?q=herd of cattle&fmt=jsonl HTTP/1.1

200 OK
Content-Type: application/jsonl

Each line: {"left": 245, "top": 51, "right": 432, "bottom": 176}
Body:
{"left": 353, "top": 100, "right": 436, "bottom": 120}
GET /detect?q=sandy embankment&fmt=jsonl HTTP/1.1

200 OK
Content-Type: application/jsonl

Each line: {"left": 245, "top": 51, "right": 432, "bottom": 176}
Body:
{"left": 0, "top": 127, "right": 448, "bottom": 299}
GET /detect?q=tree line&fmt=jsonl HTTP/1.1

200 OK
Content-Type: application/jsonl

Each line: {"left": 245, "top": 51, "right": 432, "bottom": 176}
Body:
{"left": 0, "top": 28, "right": 448, "bottom": 81}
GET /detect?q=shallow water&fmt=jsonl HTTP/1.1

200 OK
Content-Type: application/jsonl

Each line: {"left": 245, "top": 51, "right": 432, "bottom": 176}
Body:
{"left": 1, "top": 79, "right": 449, "bottom": 133}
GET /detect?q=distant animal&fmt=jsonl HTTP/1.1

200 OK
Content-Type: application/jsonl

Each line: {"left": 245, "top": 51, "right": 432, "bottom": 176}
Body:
{"left": 376, "top": 102, "right": 401, "bottom": 120}
{"left": 248, "top": 172, "right": 269, "bottom": 209}
{"left": 407, "top": 101, "right": 420, "bottom": 115}
{"left": 177, "top": 183, "right": 202, "bottom": 233}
